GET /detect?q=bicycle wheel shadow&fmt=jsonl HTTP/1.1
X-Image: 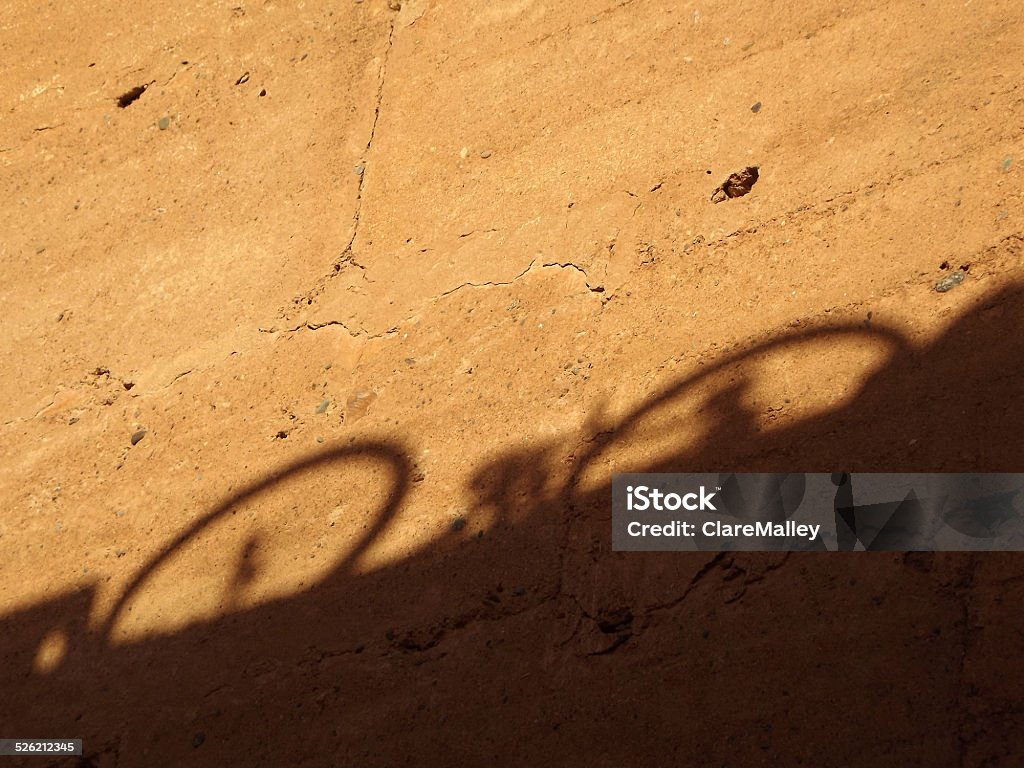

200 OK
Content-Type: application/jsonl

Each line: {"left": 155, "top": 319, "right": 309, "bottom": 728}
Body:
{"left": 2, "top": 281, "right": 1023, "bottom": 767}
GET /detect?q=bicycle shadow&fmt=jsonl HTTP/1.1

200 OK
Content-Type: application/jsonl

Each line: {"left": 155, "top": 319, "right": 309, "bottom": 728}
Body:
{"left": 1, "top": 281, "right": 1023, "bottom": 766}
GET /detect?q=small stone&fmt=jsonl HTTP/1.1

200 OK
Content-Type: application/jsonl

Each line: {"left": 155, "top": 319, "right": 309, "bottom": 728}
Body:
{"left": 158, "top": 116, "right": 170, "bottom": 130}
{"left": 116, "top": 548, "right": 127, "bottom": 558}
{"left": 116, "top": 510, "right": 126, "bottom": 517}
{"left": 997, "top": 209, "right": 1009, "bottom": 220}
{"left": 935, "top": 271, "right": 966, "bottom": 293}
{"left": 711, "top": 166, "right": 759, "bottom": 203}
{"left": 387, "top": 0, "right": 401, "bottom": 9}
{"left": 751, "top": 101, "right": 762, "bottom": 113}
{"left": 130, "top": 429, "right": 147, "bottom": 446}
{"left": 354, "top": 164, "right": 365, "bottom": 176}
{"left": 1002, "top": 156, "right": 1013, "bottom": 172}
{"left": 316, "top": 399, "right": 330, "bottom": 414}
{"left": 451, "top": 517, "right": 467, "bottom": 532}
{"left": 479, "top": 149, "right": 493, "bottom": 159}
{"left": 316, "top": 436, "right": 325, "bottom": 444}
{"left": 192, "top": 733, "right": 205, "bottom": 749}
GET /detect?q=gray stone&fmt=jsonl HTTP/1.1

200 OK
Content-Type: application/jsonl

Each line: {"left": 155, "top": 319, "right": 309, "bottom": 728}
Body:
{"left": 935, "top": 271, "right": 965, "bottom": 293}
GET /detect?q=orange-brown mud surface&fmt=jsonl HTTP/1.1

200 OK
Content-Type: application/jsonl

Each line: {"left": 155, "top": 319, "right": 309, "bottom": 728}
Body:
{"left": 2, "top": 0, "right": 1023, "bottom": 765}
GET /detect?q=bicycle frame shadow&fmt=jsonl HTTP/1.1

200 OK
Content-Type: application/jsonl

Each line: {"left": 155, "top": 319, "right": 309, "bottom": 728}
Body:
{"left": 1, "top": 280, "right": 1023, "bottom": 766}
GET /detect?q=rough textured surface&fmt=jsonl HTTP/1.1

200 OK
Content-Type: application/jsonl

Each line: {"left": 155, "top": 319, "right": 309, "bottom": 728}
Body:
{"left": 1, "top": 0, "right": 1023, "bottom": 765}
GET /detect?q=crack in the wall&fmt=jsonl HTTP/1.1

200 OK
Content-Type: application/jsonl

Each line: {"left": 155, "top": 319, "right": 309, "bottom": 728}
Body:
{"left": 275, "top": 105, "right": 1024, "bottom": 346}
{"left": 542, "top": 260, "right": 588, "bottom": 278}
{"left": 269, "top": 228, "right": 1021, "bottom": 357}
{"left": 261, "top": 318, "right": 398, "bottom": 340}
{"left": 274, "top": 19, "right": 396, "bottom": 320}
{"left": 337, "top": 21, "right": 397, "bottom": 268}
{"left": 436, "top": 259, "right": 540, "bottom": 298}
{"left": 303, "top": 319, "right": 366, "bottom": 337}
{"left": 436, "top": 259, "right": 603, "bottom": 300}
{"left": 341, "top": 21, "right": 395, "bottom": 261}
{"left": 266, "top": 256, "right": 602, "bottom": 342}
{"left": 647, "top": 552, "right": 729, "bottom": 616}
